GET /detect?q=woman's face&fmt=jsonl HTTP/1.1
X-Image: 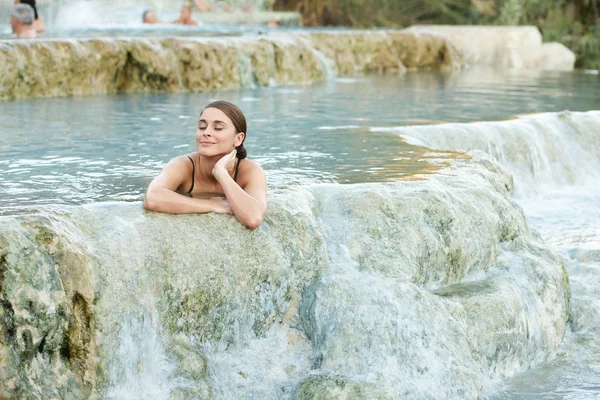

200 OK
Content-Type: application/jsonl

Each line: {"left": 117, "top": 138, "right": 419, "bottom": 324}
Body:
{"left": 180, "top": 5, "right": 191, "bottom": 19}
{"left": 196, "top": 107, "right": 244, "bottom": 157}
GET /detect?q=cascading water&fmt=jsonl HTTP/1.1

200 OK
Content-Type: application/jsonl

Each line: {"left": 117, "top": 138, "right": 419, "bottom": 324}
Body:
{"left": 0, "top": 155, "right": 570, "bottom": 399}
{"left": 374, "top": 110, "right": 600, "bottom": 399}
{"left": 373, "top": 111, "right": 600, "bottom": 197}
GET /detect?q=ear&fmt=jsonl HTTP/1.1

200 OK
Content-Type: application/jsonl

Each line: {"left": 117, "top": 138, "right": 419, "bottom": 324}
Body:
{"left": 234, "top": 132, "right": 245, "bottom": 147}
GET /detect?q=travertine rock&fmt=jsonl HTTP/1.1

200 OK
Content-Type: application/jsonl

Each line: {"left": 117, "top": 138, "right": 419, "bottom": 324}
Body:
{"left": 0, "top": 31, "right": 462, "bottom": 100}
{"left": 407, "top": 25, "right": 576, "bottom": 70}
{"left": 503, "top": 42, "right": 577, "bottom": 71}
{"left": 308, "top": 31, "right": 461, "bottom": 75}
{"left": 0, "top": 154, "right": 570, "bottom": 399}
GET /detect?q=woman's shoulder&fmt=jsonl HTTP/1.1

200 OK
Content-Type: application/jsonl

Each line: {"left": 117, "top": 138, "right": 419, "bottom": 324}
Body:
{"left": 237, "top": 158, "right": 265, "bottom": 186}
{"left": 239, "top": 158, "right": 264, "bottom": 174}
{"left": 172, "top": 153, "right": 195, "bottom": 163}
{"left": 162, "top": 154, "right": 195, "bottom": 172}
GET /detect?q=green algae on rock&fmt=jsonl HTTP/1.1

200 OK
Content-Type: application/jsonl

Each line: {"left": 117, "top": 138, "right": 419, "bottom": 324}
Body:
{"left": 0, "top": 212, "right": 99, "bottom": 398}
{"left": 0, "top": 31, "right": 460, "bottom": 100}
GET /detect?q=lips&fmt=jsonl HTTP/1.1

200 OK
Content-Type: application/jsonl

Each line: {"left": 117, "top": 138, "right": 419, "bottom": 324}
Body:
{"left": 200, "top": 141, "right": 216, "bottom": 145}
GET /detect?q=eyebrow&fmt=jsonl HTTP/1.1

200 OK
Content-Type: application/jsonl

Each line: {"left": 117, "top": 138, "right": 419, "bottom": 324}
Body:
{"left": 199, "top": 119, "right": 228, "bottom": 126}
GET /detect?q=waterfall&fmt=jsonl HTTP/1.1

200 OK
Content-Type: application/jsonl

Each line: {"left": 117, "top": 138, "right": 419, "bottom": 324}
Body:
{"left": 373, "top": 111, "right": 600, "bottom": 197}
{"left": 372, "top": 110, "right": 600, "bottom": 398}
{"left": 0, "top": 153, "right": 569, "bottom": 398}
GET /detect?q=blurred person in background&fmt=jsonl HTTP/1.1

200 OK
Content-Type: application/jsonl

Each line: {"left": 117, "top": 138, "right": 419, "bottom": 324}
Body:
{"left": 142, "top": 10, "right": 161, "bottom": 24}
{"left": 11, "top": 3, "right": 37, "bottom": 38}
{"left": 173, "top": 4, "right": 198, "bottom": 25}
{"left": 14, "top": 0, "right": 44, "bottom": 32}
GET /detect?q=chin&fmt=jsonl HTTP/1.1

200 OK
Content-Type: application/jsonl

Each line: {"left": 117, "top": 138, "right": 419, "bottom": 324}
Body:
{"left": 198, "top": 147, "right": 226, "bottom": 157}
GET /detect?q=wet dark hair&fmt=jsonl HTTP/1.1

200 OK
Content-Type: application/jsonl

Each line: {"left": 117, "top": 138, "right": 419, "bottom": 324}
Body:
{"left": 202, "top": 101, "right": 247, "bottom": 159}
{"left": 19, "top": 0, "right": 38, "bottom": 20}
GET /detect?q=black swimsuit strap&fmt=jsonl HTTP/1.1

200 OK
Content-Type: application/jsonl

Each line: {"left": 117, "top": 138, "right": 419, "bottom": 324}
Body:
{"left": 187, "top": 156, "right": 239, "bottom": 195}
{"left": 234, "top": 158, "right": 241, "bottom": 182}
{"left": 186, "top": 156, "right": 195, "bottom": 195}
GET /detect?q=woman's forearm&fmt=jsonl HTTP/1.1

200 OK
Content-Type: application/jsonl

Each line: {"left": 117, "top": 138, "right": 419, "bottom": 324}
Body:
{"left": 228, "top": 192, "right": 266, "bottom": 229}
{"left": 144, "top": 188, "right": 221, "bottom": 214}
{"left": 215, "top": 170, "right": 266, "bottom": 229}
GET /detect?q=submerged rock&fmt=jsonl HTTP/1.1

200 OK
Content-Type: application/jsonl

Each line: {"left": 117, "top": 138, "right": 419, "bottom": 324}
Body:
{"left": 0, "top": 153, "right": 569, "bottom": 399}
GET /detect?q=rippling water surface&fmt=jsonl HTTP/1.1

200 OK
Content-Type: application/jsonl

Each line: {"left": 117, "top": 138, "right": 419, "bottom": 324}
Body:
{"left": 1, "top": 68, "right": 598, "bottom": 211}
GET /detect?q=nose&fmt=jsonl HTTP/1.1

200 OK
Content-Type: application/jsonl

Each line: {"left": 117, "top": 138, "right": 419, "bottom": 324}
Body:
{"left": 198, "top": 127, "right": 211, "bottom": 137}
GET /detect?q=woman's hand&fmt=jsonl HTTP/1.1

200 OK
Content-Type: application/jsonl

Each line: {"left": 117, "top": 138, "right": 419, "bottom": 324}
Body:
{"left": 210, "top": 197, "right": 233, "bottom": 214}
{"left": 213, "top": 149, "right": 237, "bottom": 181}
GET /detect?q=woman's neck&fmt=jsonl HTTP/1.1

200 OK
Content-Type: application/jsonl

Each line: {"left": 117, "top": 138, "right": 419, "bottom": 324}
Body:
{"left": 196, "top": 153, "right": 224, "bottom": 182}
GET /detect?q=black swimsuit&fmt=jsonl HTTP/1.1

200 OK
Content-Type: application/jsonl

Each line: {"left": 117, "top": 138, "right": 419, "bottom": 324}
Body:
{"left": 185, "top": 155, "right": 241, "bottom": 196}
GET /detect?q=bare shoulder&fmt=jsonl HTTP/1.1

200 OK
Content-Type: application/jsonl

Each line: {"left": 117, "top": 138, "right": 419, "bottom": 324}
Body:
{"left": 237, "top": 158, "right": 265, "bottom": 188}
{"left": 165, "top": 153, "right": 195, "bottom": 168}
{"left": 239, "top": 158, "right": 265, "bottom": 179}
{"left": 166, "top": 154, "right": 195, "bottom": 179}
{"left": 149, "top": 154, "right": 193, "bottom": 191}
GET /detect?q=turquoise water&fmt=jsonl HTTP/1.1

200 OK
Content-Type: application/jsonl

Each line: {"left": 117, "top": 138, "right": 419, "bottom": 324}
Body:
{"left": 1, "top": 68, "right": 598, "bottom": 212}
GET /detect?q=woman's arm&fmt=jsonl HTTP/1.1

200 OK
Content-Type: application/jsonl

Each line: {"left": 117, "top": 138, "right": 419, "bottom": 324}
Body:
{"left": 144, "top": 157, "right": 232, "bottom": 215}
{"left": 213, "top": 153, "right": 267, "bottom": 230}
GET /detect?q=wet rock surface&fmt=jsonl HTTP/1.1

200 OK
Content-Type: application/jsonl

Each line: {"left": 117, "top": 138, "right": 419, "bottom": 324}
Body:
{"left": 0, "top": 154, "right": 569, "bottom": 399}
{"left": 0, "top": 31, "right": 460, "bottom": 100}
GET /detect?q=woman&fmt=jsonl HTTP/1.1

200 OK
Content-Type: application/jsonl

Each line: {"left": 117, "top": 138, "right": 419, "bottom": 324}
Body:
{"left": 15, "top": 0, "right": 44, "bottom": 32}
{"left": 144, "top": 101, "right": 267, "bottom": 230}
{"left": 172, "top": 5, "right": 198, "bottom": 26}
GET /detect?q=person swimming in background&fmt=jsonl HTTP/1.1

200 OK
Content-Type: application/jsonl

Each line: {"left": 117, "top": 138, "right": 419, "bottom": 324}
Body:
{"left": 14, "top": 0, "right": 44, "bottom": 32}
{"left": 10, "top": 4, "right": 36, "bottom": 39}
{"left": 142, "top": 10, "right": 161, "bottom": 24}
{"left": 144, "top": 101, "right": 267, "bottom": 230}
{"left": 172, "top": 4, "right": 198, "bottom": 25}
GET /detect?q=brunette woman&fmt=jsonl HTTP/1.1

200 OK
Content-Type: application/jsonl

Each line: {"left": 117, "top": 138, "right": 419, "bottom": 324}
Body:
{"left": 144, "top": 101, "right": 267, "bottom": 230}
